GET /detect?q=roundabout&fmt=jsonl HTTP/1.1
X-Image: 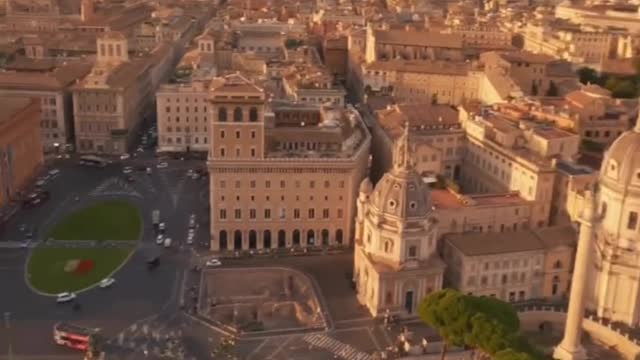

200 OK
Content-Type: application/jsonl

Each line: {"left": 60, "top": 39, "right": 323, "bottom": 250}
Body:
{"left": 26, "top": 200, "right": 142, "bottom": 294}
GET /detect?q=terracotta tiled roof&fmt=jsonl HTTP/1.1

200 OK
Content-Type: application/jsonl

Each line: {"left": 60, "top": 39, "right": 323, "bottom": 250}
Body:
{"left": 374, "top": 29, "right": 463, "bottom": 49}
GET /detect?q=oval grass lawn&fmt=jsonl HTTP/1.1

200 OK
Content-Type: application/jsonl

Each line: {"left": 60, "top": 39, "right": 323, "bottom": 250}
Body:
{"left": 27, "top": 247, "right": 132, "bottom": 294}
{"left": 48, "top": 200, "right": 141, "bottom": 241}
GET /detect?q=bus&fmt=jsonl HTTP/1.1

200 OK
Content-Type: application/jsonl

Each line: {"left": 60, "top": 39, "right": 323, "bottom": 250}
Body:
{"left": 78, "top": 155, "right": 109, "bottom": 168}
{"left": 53, "top": 322, "right": 99, "bottom": 351}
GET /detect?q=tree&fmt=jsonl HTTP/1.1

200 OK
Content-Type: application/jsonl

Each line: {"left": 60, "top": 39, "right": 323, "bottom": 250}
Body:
{"left": 418, "top": 290, "right": 527, "bottom": 360}
{"left": 494, "top": 348, "right": 537, "bottom": 360}
{"left": 577, "top": 67, "right": 599, "bottom": 85}
{"left": 546, "top": 80, "right": 558, "bottom": 97}
{"left": 611, "top": 79, "right": 637, "bottom": 98}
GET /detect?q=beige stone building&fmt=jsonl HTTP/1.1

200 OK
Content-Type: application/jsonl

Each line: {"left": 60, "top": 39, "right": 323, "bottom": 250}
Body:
{"left": 353, "top": 127, "right": 445, "bottom": 317}
{"left": 0, "top": 61, "right": 92, "bottom": 152}
{"left": 371, "top": 103, "right": 463, "bottom": 180}
{"left": 458, "top": 106, "right": 581, "bottom": 228}
{"left": 0, "top": 97, "right": 43, "bottom": 207}
{"left": 73, "top": 32, "right": 152, "bottom": 154}
{"left": 551, "top": 160, "right": 598, "bottom": 226}
{"left": 442, "top": 225, "right": 576, "bottom": 301}
{"left": 208, "top": 74, "right": 371, "bottom": 251}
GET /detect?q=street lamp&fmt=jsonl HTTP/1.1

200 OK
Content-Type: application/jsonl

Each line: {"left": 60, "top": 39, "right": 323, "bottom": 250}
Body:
{"left": 4, "top": 312, "right": 13, "bottom": 360}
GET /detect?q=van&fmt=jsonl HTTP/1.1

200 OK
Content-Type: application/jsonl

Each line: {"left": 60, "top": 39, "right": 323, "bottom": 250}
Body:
{"left": 164, "top": 237, "right": 172, "bottom": 248}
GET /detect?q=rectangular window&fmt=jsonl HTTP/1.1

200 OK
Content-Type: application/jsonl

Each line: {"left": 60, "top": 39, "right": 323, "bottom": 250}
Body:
{"left": 234, "top": 209, "right": 241, "bottom": 219}
{"left": 280, "top": 208, "right": 286, "bottom": 219}
{"left": 220, "top": 130, "right": 225, "bottom": 138}
{"left": 220, "top": 180, "right": 226, "bottom": 188}
{"left": 219, "top": 209, "right": 227, "bottom": 220}
{"left": 251, "top": 148, "right": 256, "bottom": 157}
{"left": 265, "top": 181, "right": 271, "bottom": 189}
{"left": 235, "top": 181, "right": 240, "bottom": 189}
{"left": 308, "top": 209, "right": 315, "bottom": 219}
{"left": 337, "top": 209, "right": 343, "bottom": 218}
{"left": 235, "top": 130, "right": 240, "bottom": 139}
{"left": 264, "top": 209, "right": 271, "bottom": 219}
{"left": 249, "top": 209, "right": 256, "bottom": 219}
{"left": 280, "top": 180, "right": 285, "bottom": 188}
{"left": 250, "top": 180, "right": 256, "bottom": 188}
{"left": 408, "top": 246, "right": 417, "bottom": 258}
{"left": 220, "top": 148, "right": 225, "bottom": 157}
{"left": 628, "top": 211, "right": 638, "bottom": 230}
{"left": 294, "top": 209, "right": 300, "bottom": 219}
{"left": 309, "top": 181, "right": 315, "bottom": 189}
{"left": 322, "top": 208, "right": 329, "bottom": 218}
{"left": 251, "top": 131, "right": 256, "bottom": 139}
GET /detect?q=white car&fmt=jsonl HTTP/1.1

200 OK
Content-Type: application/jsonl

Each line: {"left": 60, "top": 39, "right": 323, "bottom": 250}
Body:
{"left": 159, "top": 222, "right": 166, "bottom": 231}
{"left": 205, "top": 259, "right": 222, "bottom": 267}
{"left": 164, "top": 237, "right": 172, "bottom": 248}
{"left": 99, "top": 278, "right": 115, "bottom": 288}
{"left": 187, "top": 235, "right": 194, "bottom": 245}
{"left": 156, "top": 234, "right": 164, "bottom": 245}
{"left": 136, "top": 146, "right": 144, "bottom": 153}
{"left": 146, "top": 167, "right": 152, "bottom": 175}
{"left": 119, "top": 153, "right": 130, "bottom": 160}
{"left": 35, "top": 179, "right": 46, "bottom": 187}
{"left": 122, "top": 166, "right": 133, "bottom": 174}
{"left": 188, "top": 228, "right": 195, "bottom": 236}
{"left": 56, "top": 292, "right": 77, "bottom": 303}
{"left": 49, "top": 169, "right": 60, "bottom": 177}
{"left": 157, "top": 162, "right": 168, "bottom": 169}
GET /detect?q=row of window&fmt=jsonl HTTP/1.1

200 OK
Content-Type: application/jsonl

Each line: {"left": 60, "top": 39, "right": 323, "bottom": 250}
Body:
{"left": 219, "top": 179, "right": 345, "bottom": 189}
{"left": 164, "top": 136, "right": 207, "bottom": 145}
{"left": 219, "top": 194, "right": 344, "bottom": 202}
{"left": 217, "top": 147, "right": 257, "bottom": 157}
{"left": 164, "top": 106, "right": 207, "bottom": 113}
{"left": 219, "top": 207, "right": 343, "bottom": 220}
{"left": 468, "top": 271, "right": 529, "bottom": 287}
{"left": 219, "top": 130, "right": 256, "bottom": 139}
{"left": 217, "top": 107, "right": 259, "bottom": 122}
{"left": 165, "top": 126, "right": 207, "bottom": 133}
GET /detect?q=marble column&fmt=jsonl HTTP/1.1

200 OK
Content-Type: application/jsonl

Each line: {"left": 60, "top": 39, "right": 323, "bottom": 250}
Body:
{"left": 553, "top": 192, "right": 596, "bottom": 360}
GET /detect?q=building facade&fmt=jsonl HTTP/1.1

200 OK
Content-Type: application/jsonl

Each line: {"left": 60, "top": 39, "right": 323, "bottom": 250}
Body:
{"left": 353, "top": 126, "right": 445, "bottom": 317}
{"left": 0, "top": 97, "right": 43, "bottom": 207}
{"left": 208, "top": 74, "right": 370, "bottom": 252}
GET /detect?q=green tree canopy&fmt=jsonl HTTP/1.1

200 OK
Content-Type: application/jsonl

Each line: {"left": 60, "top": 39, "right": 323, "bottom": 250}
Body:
{"left": 577, "top": 67, "right": 600, "bottom": 85}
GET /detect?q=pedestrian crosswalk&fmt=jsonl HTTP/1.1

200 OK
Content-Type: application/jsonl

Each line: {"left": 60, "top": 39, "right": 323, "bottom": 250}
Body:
{"left": 303, "top": 334, "right": 373, "bottom": 360}
{"left": 90, "top": 177, "right": 142, "bottom": 198}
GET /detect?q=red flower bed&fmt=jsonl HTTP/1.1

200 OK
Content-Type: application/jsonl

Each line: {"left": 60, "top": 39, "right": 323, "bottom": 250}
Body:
{"left": 73, "top": 259, "right": 95, "bottom": 275}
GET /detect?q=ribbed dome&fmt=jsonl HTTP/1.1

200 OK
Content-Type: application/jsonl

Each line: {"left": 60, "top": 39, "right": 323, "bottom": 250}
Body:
{"left": 370, "top": 171, "right": 432, "bottom": 219}
{"left": 600, "top": 124, "right": 640, "bottom": 193}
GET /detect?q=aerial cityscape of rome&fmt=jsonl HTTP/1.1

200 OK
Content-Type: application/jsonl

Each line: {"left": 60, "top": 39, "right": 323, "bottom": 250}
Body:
{"left": 3, "top": 0, "right": 640, "bottom": 358}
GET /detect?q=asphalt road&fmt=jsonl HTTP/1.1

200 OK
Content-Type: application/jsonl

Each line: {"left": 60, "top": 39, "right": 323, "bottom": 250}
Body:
{"left": 0, "top": 147, "right": 211, "bottom": 358}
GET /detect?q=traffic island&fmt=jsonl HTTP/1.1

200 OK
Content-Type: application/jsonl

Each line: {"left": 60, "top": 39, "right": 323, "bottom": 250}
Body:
{"left": 26, "top": 200, "right": 142, "bottom": 294}
{"left": 26, "top": 247, "right": 133, "bottom": 294}
{"left": 48, "top": 200, "right": 141, "bottom": 241}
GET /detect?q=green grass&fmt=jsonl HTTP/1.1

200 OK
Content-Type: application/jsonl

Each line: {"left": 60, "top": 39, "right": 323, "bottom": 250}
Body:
{"left": 49, "top": 200, "right": 141, "bottom": 241}
{"left": 27, "top": 247, "right": 132, "bottom": 294}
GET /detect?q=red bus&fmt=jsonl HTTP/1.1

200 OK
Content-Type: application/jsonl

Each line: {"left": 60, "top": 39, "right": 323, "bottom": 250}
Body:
{"left": 53, "top": 322, "right": 99, "bottom": 351}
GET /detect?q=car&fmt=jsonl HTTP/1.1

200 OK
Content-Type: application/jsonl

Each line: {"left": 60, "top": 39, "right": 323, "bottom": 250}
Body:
{"left": 56, "top": 292, "right": 77, "bottom": 303}
{"left": 156, "top": 234, "right": 164, "bottom": 245}
{"left": 191, "top": 173, "right": 200, "bottom": 180}
{"left": 187, "top": 169, "right": 194, "bottom": 176}
{"left": 146, "top": 167, "right": 152, "bottom": 175}
{"left": 48, "top": 169, "right": 60, "bottom": 177}
{"left": 18, "top": 223, "right": 26, "bottom": 232}
{"left": 25, "top": 229, "right": 33, "bottom": 239}
{"left": 188, "top": 228, "right": 195, "bottom": 236}
{"left": 35, "top": 179, "right": 47, "bottom": 187}
{"left": 156, "top": 162, "right": 168, "bottom": 169}
{"left": 205, "top": 259, "right": 222, "bottom": 267}
{"left": 146, "top": 256, "right": 160, "bottom": 269}
{"left": 164, "top": 237, "right": 172, "bottom": 248}
{"left": 136, "top": 146, "right": 144, "bottom": 153}
{"left": 189, "top": 218, "right": 196, "bottom": 228}
{"left": 99, "top": 278, "right": 115, "bottom": 288}
{"left": 20, "top": 241, "right": 30, "bottom": 248}
{"left": 122, "top": 166, "right": 133, "bottom": 174}
{"left": 158, "top": 222, "right": 166, "bottom": 231}
{"left": 187, "top": 237, "right": 194, "bottom": 245}
{"left": 119, "top": 153, "right": 130, "bottom": 160}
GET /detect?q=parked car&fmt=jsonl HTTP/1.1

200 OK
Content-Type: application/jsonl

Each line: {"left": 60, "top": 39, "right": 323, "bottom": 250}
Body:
{"left": 146, "top": 167, "right": 152, "bottom": 175}
{"left": 164, "top": 237, "right": 172, "bottom": 248}
{"left": 48, "top": 169, "right": 60, "bottom": 177}
{"left": 146, "top": 256, "right": 160, "bottom": 269}
{"left": 56, "top": 292, "right": 77, "bottom": 303}
{"left": 156, "top": 234, "right": 164, "bottom": 245}
{"left": 187, "top": 235, "right": 194, "bottom": 245}
{"left": 189, "top": 216, "right": 196, "bottom": 228}
{"left": 122, "top": 166, "right": 133, "bottom": 174}
{"left": 156, "top": 162, "right": 168, "bottom": 169}
{"left": 99, "top": 278, "right": 115, "bottom": 288}
{"left": 205, "top": 259, "right": 222, "bottom": 267}
{"left": 119, "top": 153, "right": 130, "bottom": 160}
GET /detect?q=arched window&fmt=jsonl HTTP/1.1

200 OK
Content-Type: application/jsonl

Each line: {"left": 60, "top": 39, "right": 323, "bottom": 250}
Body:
{"left": 307, "top": 230, "right": 315, "bottom": 245}
{"left": 218, "top": 107, "right": 227, "bottom": 122}
{"left": 321, "top": 229, "right": 329, "bottom": 245}
{"left": 249, "top": 107, "right": 258, "bottom": 122}
{"left": 385, "top": 291, "right": 393, "bottom": 305}
{"left": 384, "top": 240, "right": 391, "bottom": 253}
{"left": 233, "top": 230, "right": 242, "bottom": 250}
{"left": 233, "top": 107, "right": 242, "bottom": 122}
{"left": 293, "top": 230, "right": 301, "bottom": 246}
{"left": 249, "top": 230, "right": 257, "bottom": 249}
{"left": 278, "top": 230, "right": 286, "bottom": 247}
{"left": 601, "top": 201, "right": 607, "bottom": 220}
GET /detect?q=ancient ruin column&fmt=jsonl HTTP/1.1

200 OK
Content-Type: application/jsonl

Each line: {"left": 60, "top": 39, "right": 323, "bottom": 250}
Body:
{"left": 553, "top": 192, "right": 596, "bottom": 360}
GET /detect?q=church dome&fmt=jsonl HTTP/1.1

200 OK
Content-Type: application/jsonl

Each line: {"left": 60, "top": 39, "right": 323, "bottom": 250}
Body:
{"left": 599, "top": 122, "right": 640, "bottom": 194}
{"left": 369, "top": 124, "right": 432, "bottom": 220}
